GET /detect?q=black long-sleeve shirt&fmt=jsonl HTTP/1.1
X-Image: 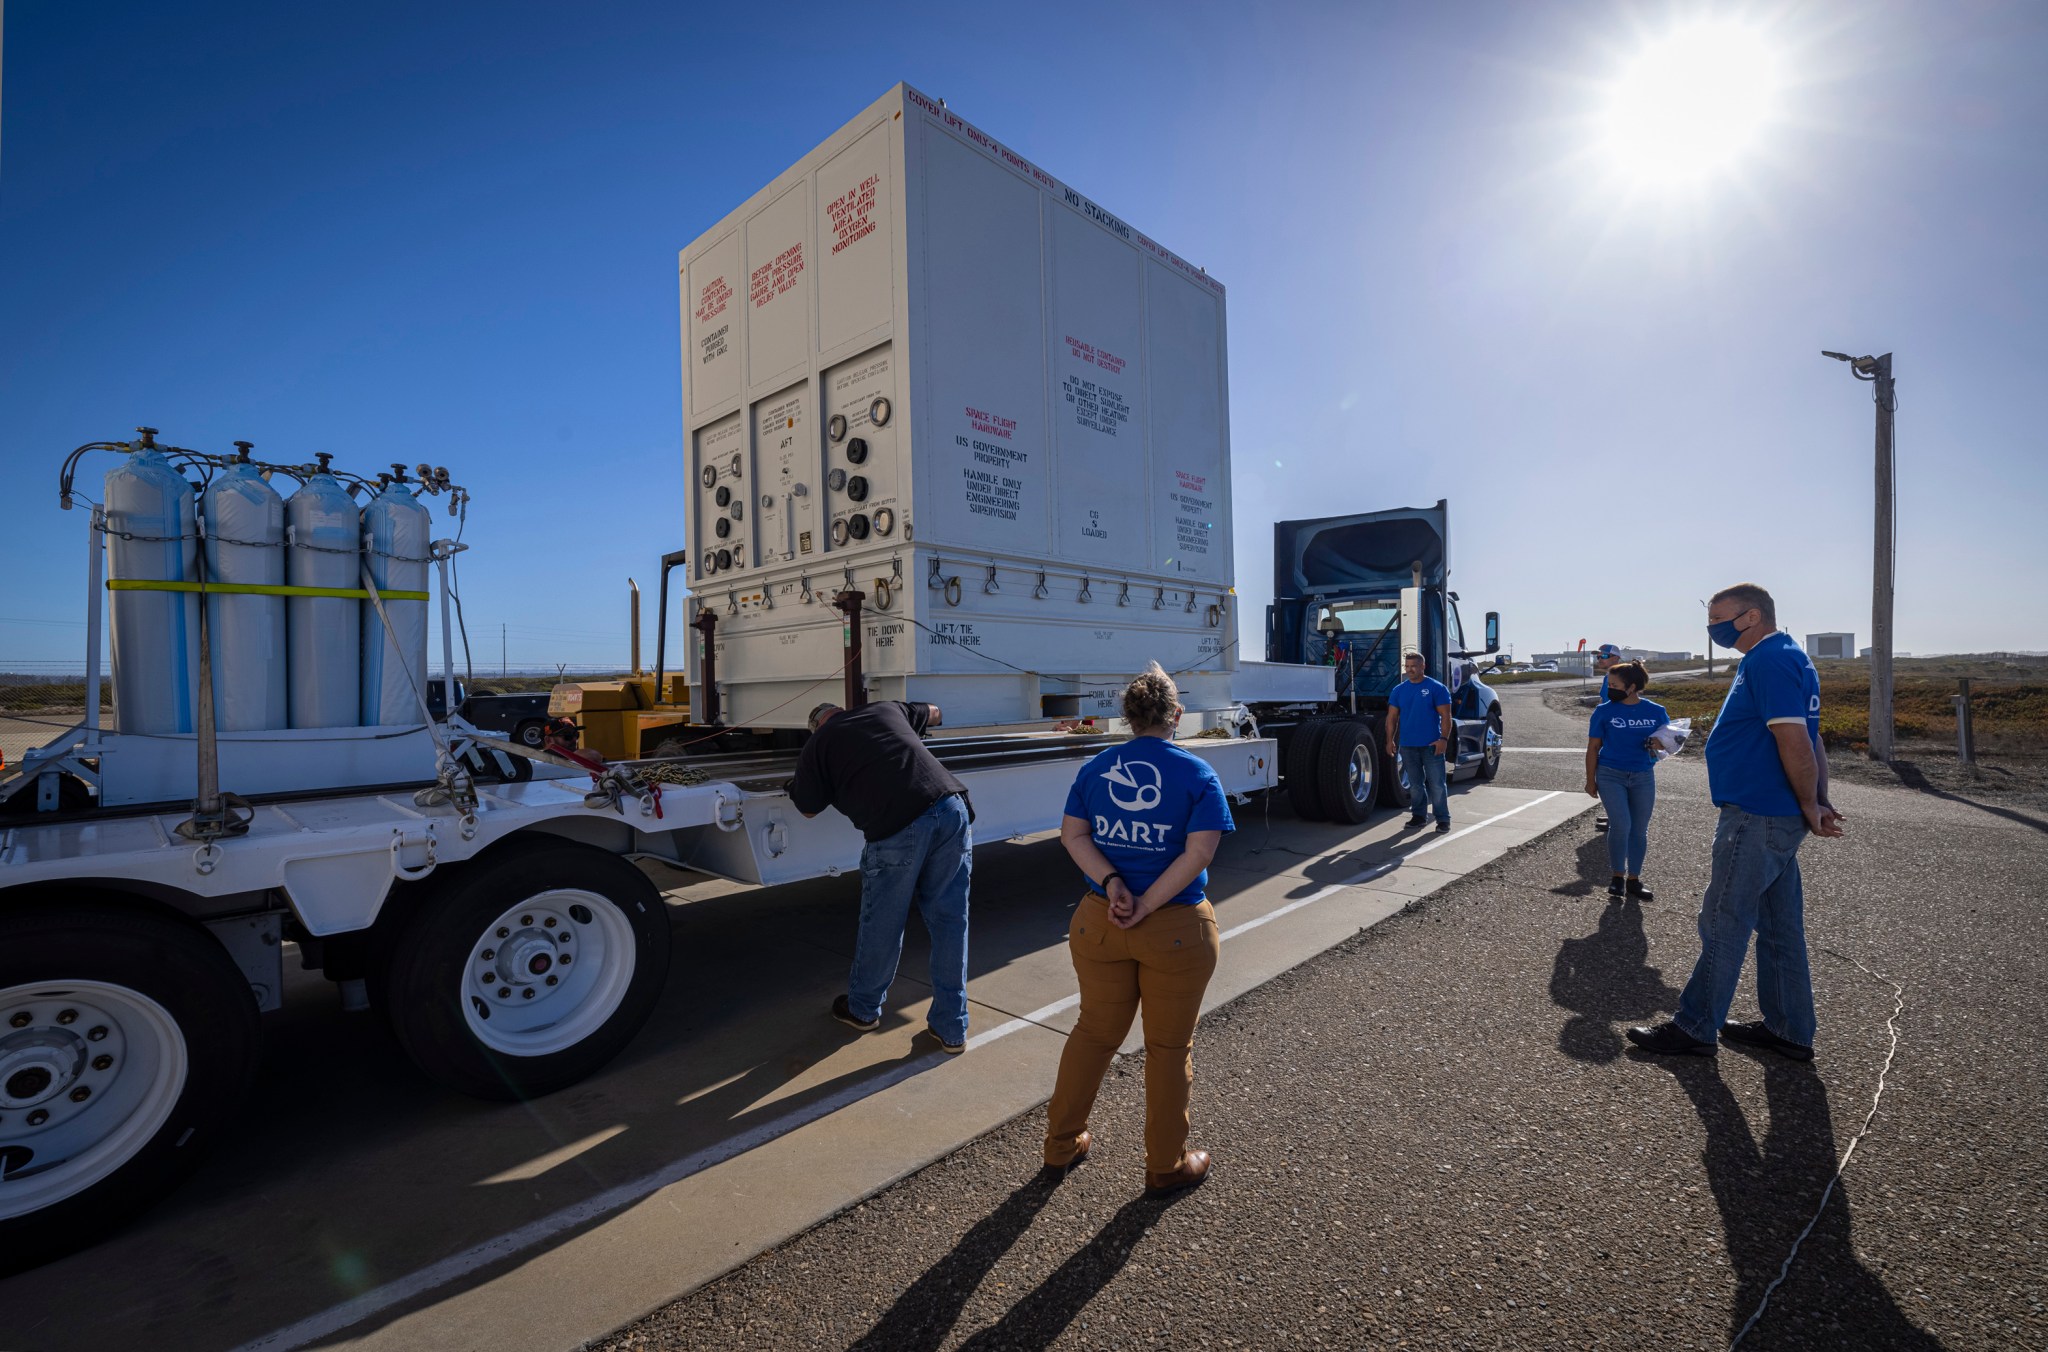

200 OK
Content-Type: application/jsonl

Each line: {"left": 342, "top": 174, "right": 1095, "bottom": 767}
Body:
{"left": 788, "top": 701, "right": 971, "bottom": 842}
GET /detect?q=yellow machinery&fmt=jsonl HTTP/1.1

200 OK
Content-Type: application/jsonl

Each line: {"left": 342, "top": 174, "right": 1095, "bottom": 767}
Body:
{"left": 550, "top": 674, "right": 690, "bottom": 760}
{"left": 547, "top": 580, "right": 691, "bottom": 759}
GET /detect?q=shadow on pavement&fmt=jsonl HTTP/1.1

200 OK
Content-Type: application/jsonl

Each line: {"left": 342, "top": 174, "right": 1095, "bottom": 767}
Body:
{"left": 847, "top": 1170, "right": 1065, "bottom": 1352}
{"left": 1549, "top": 831, "right": 1614, "bottom": 898}
{"left": 1549, "top": 899, "right": 1680, "bottom": 1063}
{"left": 1646, "top": 1053, "right": 1942, "bottom": 1349}
{"left": 949, "top": 1191, "right": 1183, "bottom": 1352}
{"left": 1892, "top": 761, "right": 2048, "bottom": 835}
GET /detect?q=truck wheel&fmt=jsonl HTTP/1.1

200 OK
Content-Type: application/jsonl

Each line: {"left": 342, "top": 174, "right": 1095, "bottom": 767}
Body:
{"left": 0, "top": 898, "right": 259, "bottom": 1275}
{"left": 514, "top": 720, "right": 548, "bottom": 750}
{"left": 1479, "top": 713, "right": 1504, "bottom": 781}
{"left": 377, "top": 842, "right": 672, "bottom": 1101}
{"left": 1378, "top": 748, "right": 1414, "bottom": 810}
{"left": 1283, "top": 719, "right": 1330, "bottom": 821}
{"left": 0, "top": 772, "right": 93, "bottom": 816}
{"left": 1316, "top": 721, "right": 1380, "bottom": 825}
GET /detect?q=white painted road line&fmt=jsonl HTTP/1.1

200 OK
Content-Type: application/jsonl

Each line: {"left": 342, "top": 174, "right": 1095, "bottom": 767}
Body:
{"left": 1218, "top": 791, "right": 1562, "bottom": 940}
{"left": 239, "top": 789, "right": 1565, "bottom": 1352}
{"left": 965, "top": 994, "right": 1082, "bottom": 1051}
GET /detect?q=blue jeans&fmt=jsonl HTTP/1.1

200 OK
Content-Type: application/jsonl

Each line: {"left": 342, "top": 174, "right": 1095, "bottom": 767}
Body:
{"left": 1596, "top": 765, "right": 1656, "bottom": 876}
{"left": 1674, "top": 805, "right": 1815, "bottom": 1047}
{"left": 1397, "top": 744, "right": 1450, "bottom": 825}
{"left": 848, "top": 794, "right": 973, "bottom": 1043}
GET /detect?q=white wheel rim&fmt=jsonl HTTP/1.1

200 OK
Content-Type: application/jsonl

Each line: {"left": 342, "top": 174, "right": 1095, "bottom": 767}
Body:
{"left": 461, "top": 890, "right": 637, "bottom": 1057}
{"left": 0, "top": 980, "right": 188, "bottom": 1220}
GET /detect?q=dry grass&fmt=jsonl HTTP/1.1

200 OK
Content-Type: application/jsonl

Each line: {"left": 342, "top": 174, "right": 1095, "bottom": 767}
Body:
{"left": 1646, "top": 655, "right": 2048, "bottom": 753}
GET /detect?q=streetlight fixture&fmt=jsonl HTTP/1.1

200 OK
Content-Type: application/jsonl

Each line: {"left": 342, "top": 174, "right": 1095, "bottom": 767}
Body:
{"left": 1822, "top": 349, "right": 1898, "bottom": 762}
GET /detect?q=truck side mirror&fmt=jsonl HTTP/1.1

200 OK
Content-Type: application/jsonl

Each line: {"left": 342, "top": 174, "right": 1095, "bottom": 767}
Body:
{"left": 1484, "top": 612, "right": 1500, "bottom": 654}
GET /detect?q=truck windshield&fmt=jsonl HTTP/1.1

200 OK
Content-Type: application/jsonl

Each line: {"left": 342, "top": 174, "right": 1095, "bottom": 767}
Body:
{"left": 1316, "top": 600, "right": 1398, "bottom": 633}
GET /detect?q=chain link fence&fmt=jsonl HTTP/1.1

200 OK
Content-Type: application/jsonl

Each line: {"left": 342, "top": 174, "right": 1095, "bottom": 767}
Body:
{"left": 0, "top": 667, "right": 112, "bottom": 766}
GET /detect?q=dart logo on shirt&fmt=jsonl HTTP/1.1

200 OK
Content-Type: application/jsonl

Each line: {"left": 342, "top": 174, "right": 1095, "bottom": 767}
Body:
{"left": 1101, "top": 757, "right": 1163, "bottom": 812}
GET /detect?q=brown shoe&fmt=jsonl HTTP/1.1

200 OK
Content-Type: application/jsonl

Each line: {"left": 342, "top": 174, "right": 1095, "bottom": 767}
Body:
{"left": 1145, "top": 1149, "right": 1211, "bottom": 1196}
{"left": 1045, "top": 1130, "right": 1091, "bottom": 1173}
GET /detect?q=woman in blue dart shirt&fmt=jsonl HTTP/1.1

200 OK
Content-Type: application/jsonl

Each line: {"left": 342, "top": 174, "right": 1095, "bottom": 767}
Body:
{"left": 1046, "top": 663, "right": 1234, "bottom": 1197}
{"left": 1584, "top": 661, "right": 1669, "bottom": 901}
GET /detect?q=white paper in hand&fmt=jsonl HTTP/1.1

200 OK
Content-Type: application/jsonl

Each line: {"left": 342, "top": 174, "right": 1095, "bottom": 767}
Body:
{"left": 1651, "top": 718, "right": 1692, "bottom": 762}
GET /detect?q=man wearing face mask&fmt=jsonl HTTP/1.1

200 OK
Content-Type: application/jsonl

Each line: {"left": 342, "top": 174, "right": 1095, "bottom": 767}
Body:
{"left": 1628, "top": 584, "right": 1845, "bottom": 1061}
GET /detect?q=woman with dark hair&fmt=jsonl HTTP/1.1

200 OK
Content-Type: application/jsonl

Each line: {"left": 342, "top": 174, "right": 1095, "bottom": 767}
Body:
{"left": 1046, "top": 662, "right": 1233, "bottom": 1195}
{"left": 1585, "top": 661, "right": 1669, "bottom": 900}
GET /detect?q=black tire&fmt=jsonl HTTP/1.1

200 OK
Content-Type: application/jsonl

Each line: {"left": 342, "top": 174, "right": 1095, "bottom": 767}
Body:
{"left": 1479, "top": 712, "right": 1504, "bottom": 781}
{"left": 1316, "top": 721, "right": 1380, "bottom": 825}
{"left": 0, "top": 897, "right": 260, "bottom": 1275}
{"left": 0, "top": 772, "right": 94, "bottom": 816}
{"left": 1283, "top": 719, "right": 1330, "bottom": 821}
{"left": 1379, "top": 746, "right": 1415, "bottom": 809}
{"left": 376, "top": 840, "right": 672, "bottom": 1101}
{"left": 514, "top": 720, "right": 547, "bottom": 750}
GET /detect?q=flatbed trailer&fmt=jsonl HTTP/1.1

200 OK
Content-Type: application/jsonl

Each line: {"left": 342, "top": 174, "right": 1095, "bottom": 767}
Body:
{"left": 0, "top": 714, "right": 1271, "bottom": 1270}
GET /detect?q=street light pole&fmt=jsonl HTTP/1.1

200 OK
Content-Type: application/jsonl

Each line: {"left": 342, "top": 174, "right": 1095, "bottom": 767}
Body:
{"left": 1823, "top": 350, "right": 1897, "bottom": 762}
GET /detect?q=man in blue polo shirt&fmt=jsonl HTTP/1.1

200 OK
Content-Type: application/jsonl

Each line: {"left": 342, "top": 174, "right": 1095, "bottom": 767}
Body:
{"left": 1386, "top": 650, "right": 1454, "bottom": 832}
{"left": 1629, "top": 583, "right": 1845, "bottom": 1061}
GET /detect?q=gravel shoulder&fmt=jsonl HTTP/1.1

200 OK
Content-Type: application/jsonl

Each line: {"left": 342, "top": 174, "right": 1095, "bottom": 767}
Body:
{"left": 599, "top": 681, "right": 2046, "bottom": 1351}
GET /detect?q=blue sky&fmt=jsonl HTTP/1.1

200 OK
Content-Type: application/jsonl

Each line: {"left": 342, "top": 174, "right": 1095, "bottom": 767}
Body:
{"left": 3, "top": 0, "right": 2043, "bottom": 671}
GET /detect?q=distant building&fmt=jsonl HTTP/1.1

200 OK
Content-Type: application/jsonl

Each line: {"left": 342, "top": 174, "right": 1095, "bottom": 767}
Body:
{"left": 1806, "top": 632, "right": 1855, "bottom": 659}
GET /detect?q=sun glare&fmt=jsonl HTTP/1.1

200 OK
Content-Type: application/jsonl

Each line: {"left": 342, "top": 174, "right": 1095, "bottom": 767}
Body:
{"left": 1599, "top": 23, "right": 1781, "bottom": 186}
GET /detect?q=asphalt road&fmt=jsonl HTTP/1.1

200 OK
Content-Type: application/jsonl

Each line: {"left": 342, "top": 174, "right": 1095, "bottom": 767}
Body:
{"left": 601, "top": 678, "right": 2047, "bottom": 1351}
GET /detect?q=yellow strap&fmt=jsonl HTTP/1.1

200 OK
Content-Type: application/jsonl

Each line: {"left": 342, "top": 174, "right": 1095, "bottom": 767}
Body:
{"left": 107, "top": 579, "right": 430, "bottom": 601}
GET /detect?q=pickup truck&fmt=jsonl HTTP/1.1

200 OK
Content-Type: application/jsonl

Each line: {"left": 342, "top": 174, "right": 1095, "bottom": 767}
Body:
{"left": 423, "top": 680, "right": 556, "bottom": 749}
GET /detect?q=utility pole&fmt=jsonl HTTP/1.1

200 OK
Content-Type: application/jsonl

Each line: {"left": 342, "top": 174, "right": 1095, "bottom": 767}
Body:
{"left": 501, "top": 623, "right": 508, "bottom": 678}
{"left": 1824, "top": 350, "right": 1897, "bottom": 761}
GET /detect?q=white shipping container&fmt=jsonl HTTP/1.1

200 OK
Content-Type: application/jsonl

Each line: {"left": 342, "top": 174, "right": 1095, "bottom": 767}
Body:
{"left": 679, "top": 84, "right": 1236, "bottom": 728}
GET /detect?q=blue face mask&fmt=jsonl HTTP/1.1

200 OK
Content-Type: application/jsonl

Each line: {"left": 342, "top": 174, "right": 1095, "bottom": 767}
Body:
{"left": 1707, "top": 615, "right": 1748, "bottom": 648}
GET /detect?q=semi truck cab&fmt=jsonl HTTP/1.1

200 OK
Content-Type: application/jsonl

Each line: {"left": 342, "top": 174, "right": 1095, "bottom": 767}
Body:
{"left": 1245, "top": 500, "right": 1502, "bottom": 823}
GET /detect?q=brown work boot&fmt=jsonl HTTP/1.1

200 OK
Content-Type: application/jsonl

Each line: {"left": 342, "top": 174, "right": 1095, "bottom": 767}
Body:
{"left": 1045, "top": 1130, "right": 1091, "bottom": 1174}
{"left": 1145, "top": 1149, "right": 1211, "bottom": 1197}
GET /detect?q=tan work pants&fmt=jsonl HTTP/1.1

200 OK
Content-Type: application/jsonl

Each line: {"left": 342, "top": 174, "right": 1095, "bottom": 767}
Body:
{"left": 1044, "top": 893, "right": 1220, "bottom": 1175}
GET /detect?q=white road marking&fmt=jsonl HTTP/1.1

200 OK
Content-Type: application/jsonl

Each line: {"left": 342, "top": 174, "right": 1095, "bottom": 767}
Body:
{"left": 239, "top": 789, "right": 1566, "bottom": 1352}
{"left": 1219, "top": 792, "right": 1562, "bottom": 940}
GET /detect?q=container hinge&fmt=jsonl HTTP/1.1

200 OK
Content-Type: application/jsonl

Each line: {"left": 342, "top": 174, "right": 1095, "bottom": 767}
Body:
{"left": 1078, "top": 575, "right": 1093, "bottom": 604}
{"left": 890, "top": 555, "right": 903, "bottom": 583}
{"left": 1034, "top": 571, "right": 1050, "bottom": 600}
{"left": 1185, "top": 590, "right": 1197, "bottom": 613}
{"left": 927, "top": 556, "right": 945, "bottom": 590}
{"left": 1154, "top": 586, "right": 1166, "bottom": 611}
{"left": 984, "top": 563, "right": 1001, "bottom": 595}
{"left": 800, "top": 573, "right": 813, "bottom": 603}
{"left": 1117, "top": 580, "right": 1131, "bottom": 608}
{"left": 726, "top": 588, "right": 738, "bottom": 615}
{"left": 760, "top": 584, "right": 773, "bottom": 610}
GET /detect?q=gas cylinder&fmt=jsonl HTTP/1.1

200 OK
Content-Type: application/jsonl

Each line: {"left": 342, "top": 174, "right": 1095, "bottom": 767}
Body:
{"left": 359, "top": 467, "right": 432, "bottom": 725}
{"left": 202, "top": 446, "right": 288, "bottom": 731}
{"left": 104, "top": 446, "right": 200, "bottom": 734}
{"left": 285, "top": 455, "right": 362, "bottom": 728}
